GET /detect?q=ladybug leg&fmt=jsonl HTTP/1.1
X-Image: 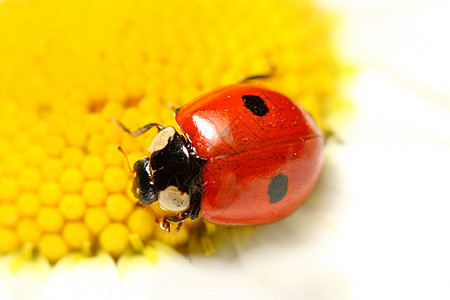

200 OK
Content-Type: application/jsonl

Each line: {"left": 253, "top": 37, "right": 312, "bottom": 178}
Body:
{"left": 161, "top": 217, "right": 172, "bottom": 232}
{"left": 165, "top": 214, "right": 185, "bottom": 223}
{"left": 161, "top": 214, "right": 186, "bottom": 232}
{"left": 110, "top": 119, "right": 164, "bottom": 136}
{"left": 167, "top": 103, "right": 181, "bottom": 115}
{"left": 176, "top": 163, "right": 203, "bottom": 222}
{"left": 188, "top": 203, "right": 200, "bottom": 221}
{"left": 239, "top": 63, "right": 276, "bottom": 83}
{"left": 187, "top": 188, "right": 202, "bottom": 221}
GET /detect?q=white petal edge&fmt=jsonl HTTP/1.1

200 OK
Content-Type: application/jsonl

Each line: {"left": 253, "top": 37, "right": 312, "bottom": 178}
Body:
{"left": 39, "top": 252, "right": 124, "bottom": 300}
{"left": 117, "top": 241, "right": 267, "bottom": 299}
{"left": 0, "top": 253, "right": 51, "bottom": 300}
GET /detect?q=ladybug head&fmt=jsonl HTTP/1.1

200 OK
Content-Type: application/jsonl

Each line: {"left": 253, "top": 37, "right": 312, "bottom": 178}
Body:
{"left": 132, "top": 126, "right": 200, "bottom": 215}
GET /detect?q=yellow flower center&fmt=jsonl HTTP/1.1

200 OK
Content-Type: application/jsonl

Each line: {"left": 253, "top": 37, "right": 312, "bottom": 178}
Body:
{"left": 0, "top": 0, "right": 348, "bottom": 263}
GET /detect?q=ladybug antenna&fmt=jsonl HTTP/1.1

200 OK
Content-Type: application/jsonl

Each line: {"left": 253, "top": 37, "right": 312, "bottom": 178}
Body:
{"left": 117, "top": 145, "right": 133, "bottom": 175}
{"left": 239, "top": 60, "right": 276, "bottom": 83}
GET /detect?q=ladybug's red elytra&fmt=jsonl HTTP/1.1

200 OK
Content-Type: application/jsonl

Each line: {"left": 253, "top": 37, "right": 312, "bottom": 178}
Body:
{"left": 114, "top": 83, "right": 324, "bottom": 230}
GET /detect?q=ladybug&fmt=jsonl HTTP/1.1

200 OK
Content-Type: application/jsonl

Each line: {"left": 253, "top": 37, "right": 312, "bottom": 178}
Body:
{"left": 113, "top": 83, "right": 324, "bottom": 230}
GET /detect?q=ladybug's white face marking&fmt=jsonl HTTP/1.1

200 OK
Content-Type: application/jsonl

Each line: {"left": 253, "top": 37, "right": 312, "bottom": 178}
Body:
{"left": 159, "top": 185, "right": 190, "bottom": 212}
{"left": 148, "top": 126, "right": 176, "bottom": 153}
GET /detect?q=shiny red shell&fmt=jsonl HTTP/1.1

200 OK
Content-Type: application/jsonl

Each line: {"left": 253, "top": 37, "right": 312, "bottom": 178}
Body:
{"left": 175, "top": 84, "right": 324, "bottom": 225}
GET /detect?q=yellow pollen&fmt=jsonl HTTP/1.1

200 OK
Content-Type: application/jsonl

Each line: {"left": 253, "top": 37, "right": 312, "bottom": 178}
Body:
{"left": 38, "top": 181, "right": 63, "bottom": 206}
{"left": 154, "top": 225, "right": 189, "bottom": 247}
{"left": 84, "top": 207, "right": 110, "bottom": 235}
{"left": 99, "top": 223, "right": 130, "bottom": 258}
{"left": 64, "top": 126, "right": 87, "bottom": 148}
{"left": 61, "top": 147, "right": 85, "bottom": 168}
{"left": 41, "top": 159, "right": 63, "bottom": 181}
{"left": 2, "top": 153, "right": 25, "bottom": 176}
{"left": 0, "top": 203, "right": 19, "bottom": 227}
{"left": 17, "top": 219, "right": 42, "bottom": 244}
{"left": 106, "top": 194, "right": 134, "bottom": 221}
{"left": 0, "top": 178, "right": 20, "bottom": 202}
{"left": 18, "top": 168, "right": 42, "bottom": 192}
{"left": 86, "top": 135, "right": 108, "bottom": 156}
{"left": 104, "top": 147, "right": 126, "bottom": 168}
{"left": 37, "top": 208, "right": 64, "bottom": 233}
{"left": 59, "top": 168, "right": 85, "bottom": 193}
{"left": 25, "top": 145, "right": 47, "bottom": 167}
{"left": 59, "top": 194, "right": 86, "bottom": 221}
{"left": 82, "top": 180, "right": 108, "bottom": 206}
{"left": 16, "top": 193, "right": 40, "bottom": 217}
{"left": 103, "top": 167, "right": 128, "bottom": 193}
{"left": 127, "top": 208, "right": 155, "bottom": 241}
{"left": 39, "top": 234, "right": 69, "bottom": 263}
{"left": 0, "top": 228, "right": 20, "bottom": 253}
{"left": 45, "top": 135, "right": 66, "bottom": 158}
{"left": 62, "top": 222, "right": 92, "bottom": 250}
{"left": 81, "top": 155, "right": 106, "bottom": 180}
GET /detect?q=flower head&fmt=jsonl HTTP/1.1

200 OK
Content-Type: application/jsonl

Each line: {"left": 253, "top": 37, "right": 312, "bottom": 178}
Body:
{"left": 0, "top": 0, "right": 346, "bottom": 263}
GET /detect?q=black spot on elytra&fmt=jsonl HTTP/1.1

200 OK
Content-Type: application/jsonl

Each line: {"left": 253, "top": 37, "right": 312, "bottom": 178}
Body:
{"left": 242, "top": 95, "right": 269, "bottom": 116}
{"left": 268, "top": 173, "right": 288, "bottom": 204}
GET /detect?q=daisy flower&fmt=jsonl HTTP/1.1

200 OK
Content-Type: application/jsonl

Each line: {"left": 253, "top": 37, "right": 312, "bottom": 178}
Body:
{"left": 1, "top": 0, "right": 448, "bottom": 299}
{"left": 0, "top": 0, "right": 347, "bottom": 298}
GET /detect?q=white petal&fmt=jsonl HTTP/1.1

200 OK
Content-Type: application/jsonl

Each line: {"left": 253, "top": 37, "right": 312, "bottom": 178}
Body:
{"left": 39, "top": 252, "right": 124, "bottom": 300}
{"left": 117, "top": 242, "right": 188, "bottom": 300}
{"left": 0, "top": 254, "right": 51, "bottom": 300}
{"left": 0, "top": 284, "right": 12, "bottom": 300}
{"left": 118, "top": 241, "right": 265, "bottom": 299}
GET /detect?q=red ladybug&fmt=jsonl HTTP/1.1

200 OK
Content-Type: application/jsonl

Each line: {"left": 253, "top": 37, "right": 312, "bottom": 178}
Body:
{"left": 114, "top": 84, "right": 324, "bottom": 229}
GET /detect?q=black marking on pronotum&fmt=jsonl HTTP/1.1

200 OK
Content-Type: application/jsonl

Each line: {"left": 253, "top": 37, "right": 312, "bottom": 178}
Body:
{"left": 242, "top": 95, "right": 269, "bottom": 116}
{"left": 268, "top": 173, "right": 288, "bottom": 204}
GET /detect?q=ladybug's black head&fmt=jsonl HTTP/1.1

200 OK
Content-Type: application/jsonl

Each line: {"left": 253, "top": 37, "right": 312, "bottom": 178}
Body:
{"left": 132, "top": 126, "right": 203, "bottom": 219}
{"left": 132, "top": 157, "right": 157, "bottom": 205}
